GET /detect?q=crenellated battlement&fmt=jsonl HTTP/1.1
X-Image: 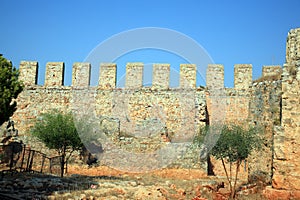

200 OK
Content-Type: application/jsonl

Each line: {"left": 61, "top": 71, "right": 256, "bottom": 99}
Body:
{"left": 8, "top": 28, "right": 300, "bottom": 193}
{"left": 125, "top": 62, "right": 144, "bottom": 89}
{"left": 18, "top": 61, "right": 283, "bottom": 90}
{"left": 152, "top": 63, "right": 170, "bottom": 89}
{"left": 19, "top": 61, "right": 38, "bottom": 86}
{"left": 72, "top": 62, "right": 91, "bottom": 87}
{"left": 99, "top": 63, "right": 117, "bottom": 89}
{"left": 234, "top": 64, "right": 252, "bottom": 90}
{"left": 45, "top": 62, "right": 65, "bottom": 87}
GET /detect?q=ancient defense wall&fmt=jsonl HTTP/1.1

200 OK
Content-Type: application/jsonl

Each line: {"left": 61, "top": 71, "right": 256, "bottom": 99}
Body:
{"left": 14, "top": 58, "right": 283, "bottom": 172}
{"left": 16, "top": 61, "right": 276, "bottom": 133}
{"left": 14, "top": 56, "right": 278, "bottom": 172}
{"left": 14, "top": 61, "right": 210, "bottom": 170}
{"left": 9, "top": 28, "right": 300, "bottom": 194}
{"left": 15, "top": 62, "right": 207, "bottom": 133}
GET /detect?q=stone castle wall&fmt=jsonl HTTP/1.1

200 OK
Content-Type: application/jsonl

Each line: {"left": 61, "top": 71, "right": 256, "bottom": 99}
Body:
{"left": 16, "top": 61, "right": 277, "bottom": 136}
{"left": 15, "top": 62, "right": 207, "bottom": 135}
{"left": 5, "top": 28, "right": 300, "bottom": 193}
{"left": 12, "top": 60, "right": 281, "bottom": 173}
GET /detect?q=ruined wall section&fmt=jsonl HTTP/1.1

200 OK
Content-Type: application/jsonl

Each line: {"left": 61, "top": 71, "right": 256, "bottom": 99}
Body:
{"left": 272, "top": 28, "right": 300, "bottom": 190}
{"left": 248, "top": 66, "right": 282, "bottom": 183}
{"left": 286, "top": 28, "right": 300, "bottom": 64}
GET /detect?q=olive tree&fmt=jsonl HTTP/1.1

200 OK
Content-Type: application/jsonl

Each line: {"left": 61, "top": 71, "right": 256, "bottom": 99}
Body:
{"left": 211, "top": 125, "right": 262, "bottom": 199}
{"left": 31, "top": 110, "right": 84, "bottom": 177}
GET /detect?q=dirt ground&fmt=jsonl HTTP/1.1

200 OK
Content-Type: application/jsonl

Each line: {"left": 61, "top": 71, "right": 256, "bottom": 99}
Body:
{"left": 0, "top": 164, "right": 266, "bottom": 200}
{"left": 62, "top": 165, "right": 264, "bottom": 200}
{"left": 66, "top": 165, "right": 208, "bottom": 180}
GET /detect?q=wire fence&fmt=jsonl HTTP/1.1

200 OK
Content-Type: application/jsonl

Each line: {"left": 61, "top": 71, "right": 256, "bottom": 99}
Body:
{"left": 0, "top": 143, "right": 63, "bottom": 176}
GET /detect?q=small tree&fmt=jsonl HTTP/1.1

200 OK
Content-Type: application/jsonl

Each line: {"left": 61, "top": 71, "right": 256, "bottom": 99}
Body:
{"left": 0, "top": 54, "right": 24, "bottom": 126}
{"left": 210, "top": 124, "right": 262, "bottom": 199}
{"left": 31, "top": 110, "right": 83, "bottom": 177}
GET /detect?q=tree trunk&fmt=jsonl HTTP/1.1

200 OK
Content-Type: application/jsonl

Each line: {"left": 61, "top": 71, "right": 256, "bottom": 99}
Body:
{"left": 65, "top": 160, "right": 68, "bottom": 174}
{"left": 231, "top": 159, "right": 241, "bottom": 199}
{"left": 60, "top": 154, "right": 65, "bottom": 177}
{"left": 207, "top": 154, "right": 215, "bottom": 176}
{"left": 60, "top": 146, "right": 67, "bottom": 177}
{"left": 221, "top": 158, "right": 232, "bottom": 195}
{"left": 230, "top": 162, "right": 232, "bottom": 184}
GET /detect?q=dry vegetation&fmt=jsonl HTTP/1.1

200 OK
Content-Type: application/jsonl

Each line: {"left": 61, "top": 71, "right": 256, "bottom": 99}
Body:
{"left": 253, "top": 74, "right": 281, "bottom": 83}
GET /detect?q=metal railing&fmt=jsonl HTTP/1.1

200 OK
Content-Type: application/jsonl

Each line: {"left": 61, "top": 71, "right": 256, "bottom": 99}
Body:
{"left": 0, "top": 143, "right": 62, "bottom": 176}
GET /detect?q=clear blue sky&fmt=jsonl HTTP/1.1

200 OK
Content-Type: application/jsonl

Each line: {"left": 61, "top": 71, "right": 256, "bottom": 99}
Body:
{"left": 1, "top": 0, "right": 300, "bottom": 87}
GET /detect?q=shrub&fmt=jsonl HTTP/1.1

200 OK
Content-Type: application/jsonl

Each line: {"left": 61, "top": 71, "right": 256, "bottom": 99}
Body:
{"left": 31, "top": 110, "right": 83, "bottom": 177}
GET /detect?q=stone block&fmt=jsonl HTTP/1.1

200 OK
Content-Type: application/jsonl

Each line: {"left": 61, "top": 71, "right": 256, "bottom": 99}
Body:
{"left": 263, "top": 186, "right": 291, "bottom": 200}
{"left": 72, "top": 62, "right": 91, "bottom": 87}
{"left": 99, "top": 63, "right": 117, "bottom": 89}
{"left": 19, "top": 61, "right": 38, "bottom": 86}
{"left": 152, "top": 63, "right": 170, "bottom": 89}
{"left": 234, "top": 64, "right": 252, "bottom": 90}
{"left": 206, "top": 64, "right": 224, "bottom": 90}
{"left": 262, "top": 65, "right": 282, "bottom": 77}
{"left": 125, "top": 63, "right": 143, "bottom": 89}
{"left": 180, "top": 64, "right": 196, "bottom": 89}
{"left": 45, "top": 62, "right": 64, "bottom": 86}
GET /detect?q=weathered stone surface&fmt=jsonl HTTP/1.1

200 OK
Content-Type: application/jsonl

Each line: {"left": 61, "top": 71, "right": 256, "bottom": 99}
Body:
{"left": 262, "top": 65, "right": 282, "bottom": 77}
{"left": 180, "top": 64, "right": 196, "bottom": 88}
{"left": 263, "top": 186, "right": 300, "bottom": 200}
{"left": 72, "top": 62, "right": 91, "bottom": 87}
{"left": 99, "top": 63, "right": 117, "bottom": 89}
{"left": 248, "top": 80, "right": 282, "bottom": 183}
{"left": 45, "top": 62, "right": 64, "bottom": 86}
{"left": 2, "top": 28, "right": 300, "bottom": 194}
{"left": 19, "top": 61, "right": 38, "bottom": 86}
{"left": 206, "top": 64, "right": 224, "bottom": 90}
{"left": 272, "top": 28, "right": 300, "bottom": 190}
{"left": 263, "top": 186, "right": 291, "bottom": 200}
{"left": 234, "top": 64, "right": 252, "bottom": 90}
{"left": 152, "top": 64, "right": 170, "bottom": 89}
{"left": 125, "top": 62, "right": 143, "bottom": 88}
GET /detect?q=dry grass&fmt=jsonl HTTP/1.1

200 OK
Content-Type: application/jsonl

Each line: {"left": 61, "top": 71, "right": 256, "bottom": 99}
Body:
{"left": 253, "top": 74, "right": 281, "bottom": 83}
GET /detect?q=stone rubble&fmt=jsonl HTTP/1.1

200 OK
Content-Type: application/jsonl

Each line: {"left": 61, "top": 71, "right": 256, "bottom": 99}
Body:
{"left": 0, "top": 171, "right": 229, "bottom": 200}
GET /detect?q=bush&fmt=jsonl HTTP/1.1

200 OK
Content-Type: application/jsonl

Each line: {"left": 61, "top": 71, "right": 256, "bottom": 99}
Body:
{"left": 198, "top": 124, "right": 263, "bottom": 199}
{"left": 31, "top": 110, "right": 83, "bottom": 177}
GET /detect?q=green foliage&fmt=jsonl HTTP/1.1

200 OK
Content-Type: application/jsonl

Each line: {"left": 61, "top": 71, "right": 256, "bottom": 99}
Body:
{"left": 198, "top": 124, "right": 263, "bottom": 199}
{"left": 31, "top": 110, "right": 84, "bottom": 177}
{"left": 0, "top": 55, "right": 24, "bottom": 126}
{"left": 193, "top": 125, "right": 208, "bottom": 145}
{"left": 211, "top": 125, "right": 262, "bottom": 163}
{"left": 31, "top": 110, "right": 83, "bottom": 153}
